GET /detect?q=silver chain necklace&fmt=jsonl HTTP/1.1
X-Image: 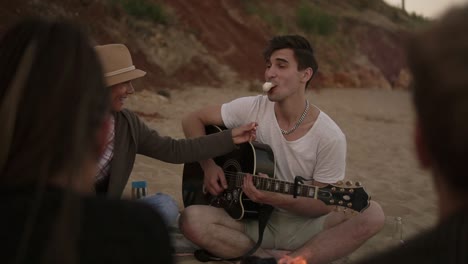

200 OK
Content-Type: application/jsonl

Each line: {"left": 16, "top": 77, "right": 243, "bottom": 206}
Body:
{"left": 280, "top": 100, "right": 310, "bottom": 135}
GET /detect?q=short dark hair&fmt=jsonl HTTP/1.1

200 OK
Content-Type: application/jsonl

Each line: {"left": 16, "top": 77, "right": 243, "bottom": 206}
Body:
{"left": 263, "top": 35, "right": 318, "bottom": 88}
{"left": 408, "top": 5, "right": 468, "bottom": 193}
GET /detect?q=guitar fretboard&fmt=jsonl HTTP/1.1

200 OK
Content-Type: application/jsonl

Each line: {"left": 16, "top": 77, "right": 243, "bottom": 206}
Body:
{"left": 224, "top": 172, "right": 332, "bottom": 201}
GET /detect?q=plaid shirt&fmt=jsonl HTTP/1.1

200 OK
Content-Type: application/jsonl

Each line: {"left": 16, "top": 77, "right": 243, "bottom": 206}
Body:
{"left": 95, "top": 115, "right": 115, "bottom": 185}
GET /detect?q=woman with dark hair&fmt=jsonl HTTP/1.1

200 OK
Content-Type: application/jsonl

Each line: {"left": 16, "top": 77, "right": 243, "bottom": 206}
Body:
{"left": 0, "top": 18, "right": 173, "bottom": 263}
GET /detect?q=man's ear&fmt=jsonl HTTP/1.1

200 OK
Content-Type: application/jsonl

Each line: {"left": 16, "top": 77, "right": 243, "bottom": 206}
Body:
{"left": 95, "top": 114, "right": 111, "bottom": 159}
{"left": 301, "top": 67, "right": 313, "bottom": 84}
{"left": 414, "top": 120, "right": 432, "bottom": 168}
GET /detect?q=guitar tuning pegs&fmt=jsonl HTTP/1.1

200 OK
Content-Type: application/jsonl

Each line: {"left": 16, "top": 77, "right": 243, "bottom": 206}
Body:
{"left": 355, "top": 181, "right": 362, "bottom": 187}
{"left": 338, "top": 200, "right": 344, "bottom": 205}
{"left": 329, "top": 199, "right": 335, "bottom": 204}
{"left": 346, "top": 180, "right": 353, "bottom": 186}
{"left": 349, "top": 189, "right": 354, "bottom": 194}
{"left": 347, "top": 202, "right": 352, "bottom": 208}
{"left": 336, "top": 180, "right": 343, "bottom": 185}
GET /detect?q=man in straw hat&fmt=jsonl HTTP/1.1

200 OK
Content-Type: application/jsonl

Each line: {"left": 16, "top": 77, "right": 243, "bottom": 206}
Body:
{"left": 93, "top": 43, "right": 258, "bottom": 225}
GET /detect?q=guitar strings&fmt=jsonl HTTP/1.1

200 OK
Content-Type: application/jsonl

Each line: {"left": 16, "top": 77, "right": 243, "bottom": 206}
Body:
{"left": 221, "top": 171, "right": 325, "bottom": 197}
{"left": 219, "top": 172, "right": 365, "bottom": 212}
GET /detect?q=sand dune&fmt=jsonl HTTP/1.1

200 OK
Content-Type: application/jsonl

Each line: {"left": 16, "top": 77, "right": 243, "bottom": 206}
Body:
{"left": 123, "top": 86, "right": 437, "bottom": 263}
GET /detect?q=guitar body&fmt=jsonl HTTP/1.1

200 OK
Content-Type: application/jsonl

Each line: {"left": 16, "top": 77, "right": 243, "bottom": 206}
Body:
{"left": 182, "top": 125, "right": 275, "bottom": 220}
{"left": 183, "top": 126, "right": 371, "bottom": 220}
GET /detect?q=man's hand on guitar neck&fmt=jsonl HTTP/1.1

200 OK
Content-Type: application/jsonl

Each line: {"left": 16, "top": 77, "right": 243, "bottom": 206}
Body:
{"left": 242, "top": 173, "right": 331, "bottom": 217}
{"left": 200, "top": 159, "right": 227, "bottom": 195}
{"left": 242, "top": 173, "right": 284, "bottom": 205}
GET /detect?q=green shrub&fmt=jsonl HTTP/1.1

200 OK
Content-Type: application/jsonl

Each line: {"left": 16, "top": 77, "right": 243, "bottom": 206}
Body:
{"left": 240, "top": 0, "right": 260, "bottom": 15}
{"left": 112, "top": 0, "right": 168, "bottom": 25}
{"left": 354, "top": 0, "right": 378, "bottom": 11}
{"left": 410, "top": 11, "right": 427, "bottom": 22}
{"left": 296, "top": 3, "right": 336, "bottom": 36}
{"left": 240, "top": 0, "right": 287, "bottom": 33}
{"left": 265, "top": 13, "right": 288, "bottom": 33}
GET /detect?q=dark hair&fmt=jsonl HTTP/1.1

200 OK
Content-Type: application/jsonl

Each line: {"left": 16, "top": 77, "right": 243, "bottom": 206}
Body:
{"left": 0, "top": 18, "right": 109, "bottom": 184}
{"left": 0, "top": 18, "right": 110, "bottom": 263}
{"left": 263, "top": 35, "right": 318, "bottom": 88}
{"left": 408, "top": 6, "right": 468, "bottom": 193}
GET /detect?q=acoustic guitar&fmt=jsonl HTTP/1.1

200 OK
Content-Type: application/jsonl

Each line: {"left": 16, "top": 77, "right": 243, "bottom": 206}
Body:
{"left": 182, "top": 125, "right": 370, "bottom": 220}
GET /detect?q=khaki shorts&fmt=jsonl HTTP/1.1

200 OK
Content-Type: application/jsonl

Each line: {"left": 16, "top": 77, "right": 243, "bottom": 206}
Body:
{"left": 244, "top": 209, "right": 328, "bottom": 250}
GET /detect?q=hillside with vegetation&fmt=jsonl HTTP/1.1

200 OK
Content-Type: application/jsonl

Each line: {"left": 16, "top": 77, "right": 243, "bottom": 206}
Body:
{"left": 1, "top": 0, "right": 428, "bottom": 92}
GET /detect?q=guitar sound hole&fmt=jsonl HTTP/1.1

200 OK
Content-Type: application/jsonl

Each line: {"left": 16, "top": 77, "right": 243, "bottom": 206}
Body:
{"left": 233, "top": 190, "right": 239, "bottom": 201}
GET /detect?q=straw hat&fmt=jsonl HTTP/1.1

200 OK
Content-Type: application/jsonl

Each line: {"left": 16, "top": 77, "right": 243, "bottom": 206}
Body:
{"left": 94, "top": 44, "right": 146, "bottom": 87}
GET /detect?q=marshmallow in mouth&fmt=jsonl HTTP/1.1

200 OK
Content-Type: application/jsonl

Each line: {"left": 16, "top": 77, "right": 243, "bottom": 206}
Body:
{"left": 262, "top": 82, "right": 274, "bottom": 92}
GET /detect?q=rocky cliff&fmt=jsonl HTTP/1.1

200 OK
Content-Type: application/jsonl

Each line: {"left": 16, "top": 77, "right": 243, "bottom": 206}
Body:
{"left": 1, "top": 0, "right": 427, "bottom": 92}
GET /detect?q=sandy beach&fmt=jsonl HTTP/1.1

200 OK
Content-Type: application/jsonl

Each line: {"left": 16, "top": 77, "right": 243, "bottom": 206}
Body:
{"left": 122, "top": 85, "right": 437, "bottom": 263}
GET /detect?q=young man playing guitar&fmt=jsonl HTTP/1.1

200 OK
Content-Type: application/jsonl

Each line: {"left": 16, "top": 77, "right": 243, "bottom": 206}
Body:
{"left": 180, "top": 35, "right": 385, "bottom": 264}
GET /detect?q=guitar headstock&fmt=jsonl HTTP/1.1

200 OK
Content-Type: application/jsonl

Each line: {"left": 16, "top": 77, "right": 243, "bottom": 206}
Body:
{"left": 318, "top": 180, "right": 370, "bottom": 213}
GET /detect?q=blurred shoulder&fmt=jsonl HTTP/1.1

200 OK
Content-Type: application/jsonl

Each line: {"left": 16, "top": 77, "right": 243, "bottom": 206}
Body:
{"left": 80, "top": 196, "right": 173, "bottom": 262}
{"left": 83, "top": 196, "right": 166, "bottom": 227}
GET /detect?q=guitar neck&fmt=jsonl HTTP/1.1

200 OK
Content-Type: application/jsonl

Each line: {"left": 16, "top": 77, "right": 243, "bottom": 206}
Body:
{"left": 224, "top": 173, "right": 331, "bottom": 201}
{"left": 183, "top": 124, "right": 370, "bottom": 213}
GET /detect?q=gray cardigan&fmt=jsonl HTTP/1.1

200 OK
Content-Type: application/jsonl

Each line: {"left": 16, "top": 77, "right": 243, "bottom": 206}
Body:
{"left": 106, "top": 109, "right": 235, "bottom": 198}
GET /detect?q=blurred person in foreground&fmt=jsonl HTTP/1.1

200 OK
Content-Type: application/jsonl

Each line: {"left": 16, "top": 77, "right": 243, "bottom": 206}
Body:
{"left": 0, "top": 18, "right": 173, "bottom": 263}
{"left": 179, "top": 34, "right": 385, "bottom": 264}
{"left": 357, "top": 5, "right": 468, "bottom": 264}
{"left": 93, "top": 44, "right": 257, "bottom": 225}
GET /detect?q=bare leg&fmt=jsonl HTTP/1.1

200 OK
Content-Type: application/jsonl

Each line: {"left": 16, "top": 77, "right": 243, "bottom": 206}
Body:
{"left": 180, "top": 205, "right": 262, "bottom": 258}
{"left": 287, "top": 201, "right": 385, "bottom": 264}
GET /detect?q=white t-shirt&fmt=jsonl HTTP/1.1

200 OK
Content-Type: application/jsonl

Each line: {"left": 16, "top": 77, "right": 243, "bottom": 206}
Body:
{"left": 221, "top": 95, "right": 346, "bottom": 184}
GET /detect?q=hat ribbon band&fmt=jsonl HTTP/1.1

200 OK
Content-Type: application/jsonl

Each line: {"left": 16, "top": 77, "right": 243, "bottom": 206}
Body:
{"left": 104, "top": 65, "right": 136, "bottom": 77}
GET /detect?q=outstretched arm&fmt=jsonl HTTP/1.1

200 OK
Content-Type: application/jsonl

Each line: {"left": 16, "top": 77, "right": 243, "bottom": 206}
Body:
{"left": 231, "top": 122, "right": 257, "bottom": 144}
